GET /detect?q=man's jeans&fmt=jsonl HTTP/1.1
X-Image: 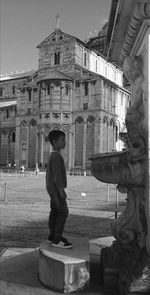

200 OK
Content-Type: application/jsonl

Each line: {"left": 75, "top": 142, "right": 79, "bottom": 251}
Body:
{"left": 48, "top": 193, "right": 69, "bottom": 242}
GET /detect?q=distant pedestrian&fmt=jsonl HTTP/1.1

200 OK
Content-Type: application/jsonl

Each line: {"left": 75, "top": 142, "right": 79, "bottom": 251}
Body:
{"left": 20, "top": 165, "right": 25, "bottom": 176}
{"left": 46, "top": 130, "right": 72, "bottom": 249}
{"left": 35, "top": 163, "right": 39, "bottom": 176}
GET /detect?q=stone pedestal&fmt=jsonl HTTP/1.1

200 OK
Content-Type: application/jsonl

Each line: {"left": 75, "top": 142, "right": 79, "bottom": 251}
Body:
{"left": 38, "top": 241, "right": 90, "bottom": 293}
{"left": 89, "top": 236, "right": 115, "bottom": 284}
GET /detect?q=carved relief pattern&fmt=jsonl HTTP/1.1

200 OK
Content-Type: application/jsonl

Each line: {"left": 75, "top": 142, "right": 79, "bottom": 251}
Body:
{"left": 52, "top": 112, "right": 61, "bottom": 119}
{"left": 112, "top": 55, "right": 147, "bottom": 248}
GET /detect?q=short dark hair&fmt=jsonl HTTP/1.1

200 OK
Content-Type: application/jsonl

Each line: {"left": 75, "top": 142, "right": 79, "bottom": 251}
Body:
{"left": 48, "top": 130, "right": 65, "bottom": 145}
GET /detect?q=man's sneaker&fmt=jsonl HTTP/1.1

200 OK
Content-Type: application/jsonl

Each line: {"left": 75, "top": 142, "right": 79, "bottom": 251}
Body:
{"left": 52, "top": 240, "right": 72, "bottom": 249}
{"left": 61, "top": 236, "right": 68, "bottom": 243}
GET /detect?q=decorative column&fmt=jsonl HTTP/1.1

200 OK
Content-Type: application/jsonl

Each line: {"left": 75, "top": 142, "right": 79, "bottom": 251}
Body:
{"left": 7, "top": 133, "right": 10, "bottom": 164}
{"left": 72, "top": 122, "right": 76, "bottom": 169}
{"left": 83, "top": 119, "right": 87, "bottom": 169}
{"left": 107, "top": 120, "right": 109, "bottom": 152}
{"left": 99, "top": 118, "right": 103, "bottom": 152}
{"left": 40, "top": 131, "right": 44, "bottom": 165}
{"left": 15, "top": 125, "right": 20, "bottom": 168}
{"left": 69, "top": 82, "right": 74, "bottom": 111}
{"left": 42, "top": 83, "right": 46, "bottom": 111}
{"left": 80, "top": 82, "right": 83, "bottom": 109}
{"left": 50, "top": 85, "right": 54, "bottom": 109}
{"left": 68, "top": 129, "right": 73, "bottom": 170}
{"left": 35, "top": 131, "right": 39, "bottom": 163}
{"left": 94, "top": 117, "right": 100, "bottom": 154}
{"left": 60, "top": 83, "right": 63, "bottom": 110}
{"left": 26, "top": 124, "right": 29, "bottom": 168}
{"left": 88, "top": 81, "right": 91, "bottom": 107}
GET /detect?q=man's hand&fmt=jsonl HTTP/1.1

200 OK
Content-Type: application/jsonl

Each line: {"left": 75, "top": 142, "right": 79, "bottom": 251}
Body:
{"left": 59, "top": 189, "right": 67, "bottom": 199}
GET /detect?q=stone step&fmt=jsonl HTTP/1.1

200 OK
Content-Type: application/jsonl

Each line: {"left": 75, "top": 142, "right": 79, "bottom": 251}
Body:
{"left": 89, "top": 236, "right": 115, "bottom": 283}
{"left": 38, "top": 238, "right": 90, "bottom": 293}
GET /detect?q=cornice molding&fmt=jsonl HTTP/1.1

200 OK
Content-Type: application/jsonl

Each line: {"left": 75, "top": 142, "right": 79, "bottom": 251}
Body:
{"left": 119, "top": 2, "right": 150, "bottom": 63}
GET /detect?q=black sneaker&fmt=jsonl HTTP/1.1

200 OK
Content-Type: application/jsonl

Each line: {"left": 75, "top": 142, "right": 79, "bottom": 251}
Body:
{"left": 61, "top": 236, "right": 68, "bottom": 243}
{"left": 52, "top": 240, "right": 73, "bottom": 249}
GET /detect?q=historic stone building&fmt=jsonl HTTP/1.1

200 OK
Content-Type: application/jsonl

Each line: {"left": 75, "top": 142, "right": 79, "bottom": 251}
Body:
{"left": 0, "top": 26, "right": 130, "bottom": 170}
{"left": 85, "top": 23, "right": 108, "bottom": 56}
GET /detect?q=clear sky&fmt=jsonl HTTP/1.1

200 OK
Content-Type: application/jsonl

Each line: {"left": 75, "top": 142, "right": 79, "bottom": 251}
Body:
{"left": 0, "top": 0, "right": 112, "bottom": 75}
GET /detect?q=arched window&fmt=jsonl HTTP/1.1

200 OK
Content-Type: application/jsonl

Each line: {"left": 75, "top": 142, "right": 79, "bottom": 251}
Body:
{"left": 54, "top": 52, "right": 60, "bottom": 65}
{"left": 65, "top": 85, "right": 69, "bottom": 95}
{"left": 12, "top": 132, "right": 15, "bottom": 143}
{"left": 12, "top": 85, "right": 16, "bottom": 95}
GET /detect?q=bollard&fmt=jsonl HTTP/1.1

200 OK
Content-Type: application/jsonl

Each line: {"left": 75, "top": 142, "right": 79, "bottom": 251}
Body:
{"left": 81, "top": 192, "right": 86, "bottom": 200}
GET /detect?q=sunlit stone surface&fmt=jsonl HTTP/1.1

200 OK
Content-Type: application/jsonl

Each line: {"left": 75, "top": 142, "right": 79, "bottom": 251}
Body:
{"left": 38, "top": 241, "right": 90, "bottom": 293}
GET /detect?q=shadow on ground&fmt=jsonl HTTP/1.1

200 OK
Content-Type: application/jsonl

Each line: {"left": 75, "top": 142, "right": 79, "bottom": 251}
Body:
{"left": 0, "top": 214, "right": 112, "bottom": 248}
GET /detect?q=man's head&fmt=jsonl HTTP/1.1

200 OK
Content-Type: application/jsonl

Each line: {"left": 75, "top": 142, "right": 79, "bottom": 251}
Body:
{"left": 48, "top": 130, "right": 66, "bottom": 150}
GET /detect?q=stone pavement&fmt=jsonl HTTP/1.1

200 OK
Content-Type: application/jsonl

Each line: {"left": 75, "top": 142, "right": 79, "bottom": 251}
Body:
{"left": 0, "top": 235, "right": 111, "bottom": 295}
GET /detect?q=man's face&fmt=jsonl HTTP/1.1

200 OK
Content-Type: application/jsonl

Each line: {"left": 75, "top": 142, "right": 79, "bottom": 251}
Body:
{"left": 55, "top": 135, "right": 66, "bottom": 149}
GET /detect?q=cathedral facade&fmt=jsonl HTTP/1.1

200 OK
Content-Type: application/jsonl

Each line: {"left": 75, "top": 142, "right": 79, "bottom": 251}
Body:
{"left": 0, "top": 28, "right": 130, "bottom": 170}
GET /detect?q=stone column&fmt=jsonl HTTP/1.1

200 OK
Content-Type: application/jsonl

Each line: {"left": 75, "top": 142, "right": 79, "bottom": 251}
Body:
{"left": 35, "top": 130, "right": 39, "bottom": 163}
{"left": 99, "top": 119, "right": 103, "bottom": 153}
{"left": 107, "top": 121, "right": 109, "bottom": 152}
{"left": 32, "top": 89, "right": 34, "bottom": 113}
{"left": 80, "top": 82, "right": 83, "bottom": 109}
{"left": 7, "top": 133, "right": 10, "bottom": 164}
{"left": 15, "top": 125, "right": 20, "bottom": 168}
{"left": 83, "top": 119, "right": 87, "bottom": 169}
{"left": 68, "top": 129, "right": 73, "bottom": 170}
{"left": 40, "top": 131, "right": 44, "bottom": 165}
{"left": 88, "top": 81, "right": 91, "bottom": 106}
{"left": 69, "top": 83, "right": 74, "bottom": 111}
{"left": 60, "top": 84, "right": 63, "bottom": 110}
{"left": 94, "top": 118, "right": 100, "bottom": 154}
{"left": 72, "top": 123, "right": 76, "bottom": 169}
{"left": 26, "top": 125, "right": 29, "bottom": 168}
{"left": 50, "top": 85, "right": 54, "bottom": 108}
{"left": 42, "top": 84, "right": 46, "bottom": 111}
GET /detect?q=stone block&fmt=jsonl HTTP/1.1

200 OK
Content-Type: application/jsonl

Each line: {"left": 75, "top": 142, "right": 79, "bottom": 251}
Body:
{"left": 89, "top": 236, "right": 115, "bottom": 284}
{"left": 89, "top": 236, "right": 115, "bottom": 260}
{"left": 38, "top": 241, "right": 90, "bottom": 293}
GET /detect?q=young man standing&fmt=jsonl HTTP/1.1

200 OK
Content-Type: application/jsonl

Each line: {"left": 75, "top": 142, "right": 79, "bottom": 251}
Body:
{"left": 46, "top": 130, "right": 72, "bottom": 249}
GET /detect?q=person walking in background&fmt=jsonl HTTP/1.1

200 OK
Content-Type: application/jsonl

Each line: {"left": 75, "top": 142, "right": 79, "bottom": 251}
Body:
{"left": 46, "top": 130, "right": 72, "bottom": 249}
{"left": 35, "top": 163, "right": 39, "bottom": 176}
{"left": 20, "top": 165, "right": 25, "bottom": 176}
